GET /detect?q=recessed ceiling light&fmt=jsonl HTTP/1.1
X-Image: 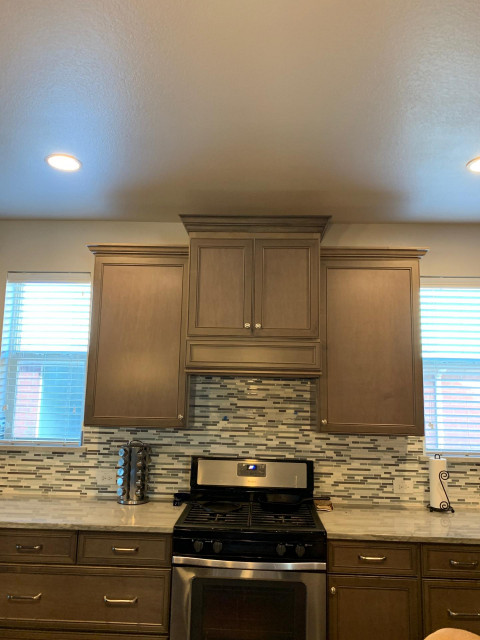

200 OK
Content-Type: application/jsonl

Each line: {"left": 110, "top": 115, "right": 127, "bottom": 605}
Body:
{"left": 466, "top": 157, "right": 480, "bottom": 173}
{"left": 45, "top": 153, "right": 82, "bottom": 172}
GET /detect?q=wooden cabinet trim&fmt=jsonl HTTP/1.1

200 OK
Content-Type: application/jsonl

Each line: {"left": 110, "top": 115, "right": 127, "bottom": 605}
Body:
{"left": 180, "top": 214, "right": 330, "bottom": 236}
{"left": 321, "top": 247, "right": 428, "bottom": 259}
{"left": 88, "top": 244, "right": 189, "bottom": 257}
{"left": 186, "top": 339, "right": 321, "bottom": 372}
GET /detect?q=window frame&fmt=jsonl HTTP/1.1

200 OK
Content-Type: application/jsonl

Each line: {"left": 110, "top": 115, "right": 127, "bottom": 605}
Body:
{"left": 421, "top": 276, "right": 480, "bottom": 459}
{"left": 0, "top": 272, "right": 91, "bottom": 448}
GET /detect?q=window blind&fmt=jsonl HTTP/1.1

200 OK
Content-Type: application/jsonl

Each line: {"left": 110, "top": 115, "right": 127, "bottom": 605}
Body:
{"left": 421, "top": 283, "right": 480, "bottom": 455}
{"left": 0, "top": 273, "right": 91, "bottom": 446}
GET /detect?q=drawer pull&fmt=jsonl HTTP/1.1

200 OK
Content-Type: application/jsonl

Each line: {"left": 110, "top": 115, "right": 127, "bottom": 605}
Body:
{"left": 15, "top": 544, "right": 43, "bottom": 553}
{"left": 448, "top": 608, "right": 480, "bottom": 619}
{"left": 358, "top": 555, "right": 387, "bottom": 563}
{"left": 7, "top": 593, "right": 42, "bottom": 602}
{"left": 104, "top": 595, "right": 138, "bottom": 606}
{"left": 111, "top": 546, "right": 139, "bottom": 554}
{"left": 449, "top": 559, "right": 479, "bottom": 568}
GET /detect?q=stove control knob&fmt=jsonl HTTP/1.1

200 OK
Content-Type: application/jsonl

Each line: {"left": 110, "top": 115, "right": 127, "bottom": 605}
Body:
{"left": 212, "top": 541, "right": 223, "bottom": 554}
{"left": 295, "top": 544, "right": 306, "bottom": 558}
{"left": 193, "top": 540, "right": 204, "bottom": 553}
{"left": 276, "top": 543, "right": 287, "bottom": 557}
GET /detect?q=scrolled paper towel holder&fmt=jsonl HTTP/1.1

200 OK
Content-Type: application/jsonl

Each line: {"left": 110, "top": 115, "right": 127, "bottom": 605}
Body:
{"left": 428, "top": 454, "right": 454, "bottom": 513}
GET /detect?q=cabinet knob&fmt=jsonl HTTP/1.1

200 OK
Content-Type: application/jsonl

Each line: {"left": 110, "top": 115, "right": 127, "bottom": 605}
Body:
{"left": 244, "top": 323, "right": 251, "bottom": 329}
{"left": 321, "top": 419, "right": 327, "bottom": 425}
{"left": 255, "top": 323, "right": 262, "bottom": 329}
{"left": 330, "top": 587, "right": 336, "bottom": 595}
{"left": 178, "top": 414, "right": 184, "bottom": 420}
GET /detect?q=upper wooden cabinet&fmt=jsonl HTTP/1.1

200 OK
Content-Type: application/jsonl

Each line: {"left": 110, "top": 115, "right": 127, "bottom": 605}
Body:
{"left": 84, "top": 245, "right": 189, "bottom": 427}
{"left": 181, "top": 215, "right": 330, "bottom": 375}
{"left": 319, "top": 247, "right": 426, "bottom": 435}
{"left": 188, "top": 237, "right": 319, "bottom": 338}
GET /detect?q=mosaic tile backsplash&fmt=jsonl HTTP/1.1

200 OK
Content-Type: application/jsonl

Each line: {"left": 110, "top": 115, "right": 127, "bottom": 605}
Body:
{"left": 1, "top": 376, "right": 479, "bottom": 507}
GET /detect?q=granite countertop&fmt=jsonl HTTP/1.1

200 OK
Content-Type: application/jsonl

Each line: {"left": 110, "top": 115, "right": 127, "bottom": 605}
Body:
{"left": 321, "top": 506, "right": 480, "bottom": 544}
{"left": 1, "top": 497, "right": 480, "bottom": 544}
{"left": 0, "top": 497, "right": 184, "bottom": 533}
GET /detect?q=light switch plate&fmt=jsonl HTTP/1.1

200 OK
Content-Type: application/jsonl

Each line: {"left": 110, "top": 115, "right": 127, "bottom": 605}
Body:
{"left": 393, "top": 477, "right": 414, "bottom": 494}
{"left": 96, "top": 468, "right": 113, "bottom": 486}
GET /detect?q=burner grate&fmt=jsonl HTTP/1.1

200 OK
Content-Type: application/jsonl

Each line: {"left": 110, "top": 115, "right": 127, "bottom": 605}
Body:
{"left": 183, "top": 503, "right": 250, "bottom": 526}
{"left": 250, "top": 502, "right": 317, "bottom": 529}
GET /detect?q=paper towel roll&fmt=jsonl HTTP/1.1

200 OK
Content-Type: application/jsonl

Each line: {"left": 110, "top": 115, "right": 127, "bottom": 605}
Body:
{"left": 429, "top": 456, "right": 449, "bottom": 510}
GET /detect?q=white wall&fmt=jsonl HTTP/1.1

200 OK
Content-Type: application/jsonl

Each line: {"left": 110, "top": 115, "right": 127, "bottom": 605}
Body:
{"left": 1, "top": 218, "right": 479, "bottom": 329}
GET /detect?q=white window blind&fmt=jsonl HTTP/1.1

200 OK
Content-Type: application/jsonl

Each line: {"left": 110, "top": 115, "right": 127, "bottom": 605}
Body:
{"left": 0, "top": 273, "right": 91, "bottom": 446}
{"left": 421, "top": 281, "right": 480, "bottom": 455}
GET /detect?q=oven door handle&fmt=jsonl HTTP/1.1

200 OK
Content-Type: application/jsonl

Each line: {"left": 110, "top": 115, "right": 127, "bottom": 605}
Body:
{"left": 172, "top": 556, "right": 326, "bottom": 571}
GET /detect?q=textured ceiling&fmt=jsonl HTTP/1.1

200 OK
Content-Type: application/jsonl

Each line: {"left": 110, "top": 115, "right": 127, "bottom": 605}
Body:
{"left": 1, "top": 0, "right": 480, "bottom": 223}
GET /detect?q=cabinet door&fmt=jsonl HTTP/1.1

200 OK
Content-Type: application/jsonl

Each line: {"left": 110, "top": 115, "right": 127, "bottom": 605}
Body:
{"left": 254, "top": 239, "right": 319, "bottom": 338}
{"left": 188, "top": 239, "right": 253, "bottom": 336}
{"left": 84, "top": 252, "right": 188, "bottom": 427}
{"left": 423, "top": 579, "right": 480, "bottom": 636}
{"left": 329, "top": 575, "right": 421, "bottom": 640}
{"left": 319, "top": 255, "right": 424, "bottom": 435}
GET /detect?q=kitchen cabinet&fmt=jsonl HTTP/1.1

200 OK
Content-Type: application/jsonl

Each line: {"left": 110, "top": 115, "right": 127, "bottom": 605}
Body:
{"left": 328, "top": 539, "right": 422, "bottom": 640}
{"left": 181, "top": 215, "right": 329, "bottom": 374}
{"left": 0, "top": 529, "right": 171, "bottom": 640}
{"left": 422, "top": 543, "right": 480, "bottom": 636}
{"left": 319, "top": 247, "right": 426, "bottom": 435}
{"left": 84, "top": 245, "right": 189, "bottom": 427}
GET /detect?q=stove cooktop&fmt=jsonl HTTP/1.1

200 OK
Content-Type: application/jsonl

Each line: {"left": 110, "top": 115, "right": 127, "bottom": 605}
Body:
{"left": 176, "top": 501, "right": 321, "bottom": 532}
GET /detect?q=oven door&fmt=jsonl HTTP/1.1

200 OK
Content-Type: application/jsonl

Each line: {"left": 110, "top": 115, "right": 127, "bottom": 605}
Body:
{"left": 170, "top": 559, "right": 326, "bottom": 640}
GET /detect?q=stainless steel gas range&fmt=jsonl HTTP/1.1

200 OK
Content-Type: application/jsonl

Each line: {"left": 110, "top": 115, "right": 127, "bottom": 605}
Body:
{"left": 171, "top": 457, "right": 327, "bottom": 640}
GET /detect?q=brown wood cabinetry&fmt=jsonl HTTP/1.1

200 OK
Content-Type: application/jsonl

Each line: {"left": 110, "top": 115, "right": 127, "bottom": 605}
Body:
{"left": 328, "top": 539, "right": 422, "bottom": 640}
{"left": 319, "top": 247, "right": 426, "bottom": 435}
{"left": 181, "top": 215, "right": 329, "bottom": 374}
{"left": 84, "top": 245, "right": 189, "bottom": 427}
{"left": 422, "top": 543, "right": 480, "bottom": 636}
{"left": 329, "top": 575, "right": 421, "bottom": 640}
{"left": 0, "top": 529, "right": 171, "bottom": 640}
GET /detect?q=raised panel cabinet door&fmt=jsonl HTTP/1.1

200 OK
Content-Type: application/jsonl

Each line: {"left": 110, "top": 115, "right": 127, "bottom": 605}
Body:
{"left": 188, "top": 239, "right": 253, "bottom": 336}
{"left": 328, "top": 575, "right": 422, "bottom": 640}
{"left": 84, "top": 253, "right": 188, "bottom": 427}
{"left": 319, "top": 255, "right": 424, "bottom": 435}
{"left": 254, "top": 239, "right": 319, "bottom": 338}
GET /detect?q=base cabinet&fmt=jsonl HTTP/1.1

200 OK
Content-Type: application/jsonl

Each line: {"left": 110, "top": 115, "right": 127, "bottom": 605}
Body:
{"left": 328, "top": 575, "right": 422, "bottom": 640}
{"left": 328, "top": 539, "right": 422, "bottom": 640}
{"left": 0, "top": 529, "right": 171, "bottom": 640}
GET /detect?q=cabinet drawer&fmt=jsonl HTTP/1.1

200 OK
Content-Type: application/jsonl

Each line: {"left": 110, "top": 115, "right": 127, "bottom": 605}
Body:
{"left": 423, "top": 579, "right": 480, "bottom": 636}
{"left": 0, "top": 530, "right": 76, "bottom": 564}
{"left": 422, "top": 544, "right": 480, "bottom": 579}
{"left": 78, "top": 532, "right": 171, "bottom": 567}
{"left": 328, "top": 540, "right": 419, "bottom": 576}
{"left": 0, "top": 564, "right": 170, "bottom": 634}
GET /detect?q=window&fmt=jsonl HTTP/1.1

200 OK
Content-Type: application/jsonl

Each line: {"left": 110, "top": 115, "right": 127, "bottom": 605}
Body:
{"left": 0, "top": 273, "right": 91, "bottom": 446}
{"left": 421, "top": 280, "right": 480, "bottom": 455}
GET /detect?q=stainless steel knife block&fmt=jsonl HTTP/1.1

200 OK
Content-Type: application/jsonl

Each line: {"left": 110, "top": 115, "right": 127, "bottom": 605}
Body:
{"left": 116, "top": 440, "right": 151, "bottom": 505}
